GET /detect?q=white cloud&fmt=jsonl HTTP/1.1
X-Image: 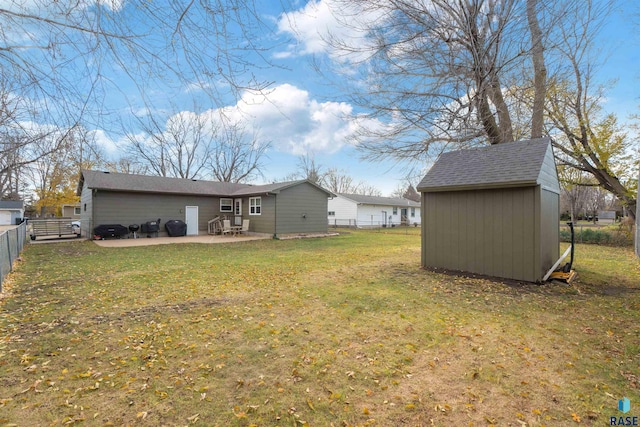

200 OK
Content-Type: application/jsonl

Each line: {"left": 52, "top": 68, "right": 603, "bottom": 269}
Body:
{"left": 276, "top": 0, "right": 385, "bottom": 62}
{"left": 220, "top": 83, "right": 361, "bottom": 155}
{"left": 127, "top": 83, "right": 382, "bottom": 157}
{"left": 89, "top": 129, "right": 122, "bottom": 154}
{"left": 0, "top": 0, "right": 124, "bottom": 13}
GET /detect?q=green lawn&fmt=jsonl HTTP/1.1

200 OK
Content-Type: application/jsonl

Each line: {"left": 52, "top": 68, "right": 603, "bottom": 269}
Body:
{"left": 1, "top": 230, "right": 639, "bottom": 426}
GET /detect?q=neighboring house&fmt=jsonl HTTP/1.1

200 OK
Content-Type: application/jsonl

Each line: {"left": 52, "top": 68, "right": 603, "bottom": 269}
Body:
{"left": 77, "top": 170, "right": 334, "bottom": 238}
{"left": 62, "top": 203, "right": 82, "bottom": 219}
{"left": 0, "top": 200, "right": 24, "bottom": 225}
{"left": 417, "top": 138, "right": 560, "bottom": 283}
{"left": 327, "top": 193, "right": 421, "bottom": 228}
{"left": 597, "top": 210, "right": 616, "bottom": 224}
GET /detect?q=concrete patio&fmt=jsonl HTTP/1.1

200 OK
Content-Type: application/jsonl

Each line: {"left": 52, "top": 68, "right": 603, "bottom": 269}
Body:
{"left": 92, "top": 233, "right": 271, "bottom": 247}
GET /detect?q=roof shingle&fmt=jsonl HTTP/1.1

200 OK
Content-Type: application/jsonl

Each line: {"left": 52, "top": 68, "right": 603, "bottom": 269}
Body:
{"left": 78, "top": 170, "right": 334, "bottom": 197}
{"left": 417, "top": 138, "right": 556, "bottom": 192}
{"left": 339, "top": 193, "right": 420, "bottom": 207}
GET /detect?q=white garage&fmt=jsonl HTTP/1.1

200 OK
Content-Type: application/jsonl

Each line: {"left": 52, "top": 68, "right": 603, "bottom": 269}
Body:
{"left": 0, "top": 201, "right": 24, "bottom": 226}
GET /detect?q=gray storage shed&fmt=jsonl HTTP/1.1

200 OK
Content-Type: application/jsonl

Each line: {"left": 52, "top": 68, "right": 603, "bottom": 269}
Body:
{"left": 417, "top": 138, "right": 560, "bottom": 283}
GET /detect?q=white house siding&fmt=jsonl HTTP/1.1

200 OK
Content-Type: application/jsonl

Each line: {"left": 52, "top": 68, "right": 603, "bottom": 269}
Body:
{"left": 327, "top": 196, "right": 358, "bottom": 226}
{"left": 358, "top": 204, "right": 421, "bottom": 227}
{"left": 327, "top": 195, "right": 421, "bottom": 228}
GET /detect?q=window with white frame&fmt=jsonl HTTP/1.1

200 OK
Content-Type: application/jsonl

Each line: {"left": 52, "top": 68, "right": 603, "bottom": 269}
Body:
{"left": 220, "top": 198, "right": 233, "bottom": 212}
{"left": 249, "top": 197, "right": 261, "bottom": 215}
{"left": 393, "top": 207, "right": 397, "bottom": 215}
{"left": 411, "top": 207, "right": 415, "bottom": 217}
{"left": 74, "top": 207, "right": 81, "bottom": 215}
{"left": 328, "top": 211, "right": 335, "bottom": 216}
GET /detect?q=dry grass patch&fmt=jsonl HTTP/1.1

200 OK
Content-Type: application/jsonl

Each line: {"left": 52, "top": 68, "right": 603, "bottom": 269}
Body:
{"left": 0, "top": 231, "right": 639, "bottom": 426}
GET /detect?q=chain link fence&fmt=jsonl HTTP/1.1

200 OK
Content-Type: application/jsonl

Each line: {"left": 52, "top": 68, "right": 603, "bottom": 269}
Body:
{"left": 1, "top": 222, "right": 27, "bottom": 292}
{"left": 328, "top": 219, "right": 421, "bottom": 229}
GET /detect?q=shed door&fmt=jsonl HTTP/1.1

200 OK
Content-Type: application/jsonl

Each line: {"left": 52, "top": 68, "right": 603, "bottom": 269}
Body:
{"left": 185, "top": 206, "right": 198, "bottom": 236}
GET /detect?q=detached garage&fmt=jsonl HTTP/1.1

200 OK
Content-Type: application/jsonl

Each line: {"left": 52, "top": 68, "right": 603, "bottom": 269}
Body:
{"left": 0, "top": 201, "right": 24, "bottom": 225}
{"left": 417, "top": 138, "right": 560, "bottom": 283}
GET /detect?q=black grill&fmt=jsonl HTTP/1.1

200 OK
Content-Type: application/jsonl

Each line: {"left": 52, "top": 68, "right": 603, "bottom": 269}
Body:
{"left": 165, "top": 219, "right": 187, "bottom": 237}
{"left": 141, "top": 218, "right": 161, "bottom": 237}
{"left": 93, "top": 224, "right": 129, "bottom": 239}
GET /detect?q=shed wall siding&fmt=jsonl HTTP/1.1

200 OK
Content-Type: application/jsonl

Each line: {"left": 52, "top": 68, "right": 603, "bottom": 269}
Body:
{"left": 422, "top": 187, "right": 540, "bottom": 282}
{"left": 538, "top": 145, "right": 561, "bottom": 194}
{"left": 275, "top": 183, "right": 328, "bottom": 234}
{"left": 539, "top": 188, "right": 560, "bottom": 277}
{"left": 92, "top": 191, "right": 218, "bottom": 235}
{"left": 80, "top": 185, "right": 94, "bottom": 237}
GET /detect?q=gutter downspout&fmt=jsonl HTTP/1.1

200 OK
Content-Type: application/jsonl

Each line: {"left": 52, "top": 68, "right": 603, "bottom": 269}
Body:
{"left": 272, "top": 192, "right": 279, "bottom": 239}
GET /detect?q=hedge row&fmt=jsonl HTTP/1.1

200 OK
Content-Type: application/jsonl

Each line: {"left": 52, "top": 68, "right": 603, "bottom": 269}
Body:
{"left": 560, "top": 227, "right": 633, "bottom": 247}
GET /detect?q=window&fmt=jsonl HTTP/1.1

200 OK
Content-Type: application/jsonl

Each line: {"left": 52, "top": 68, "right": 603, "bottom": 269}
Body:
{"left": 220, "top": 198, "right": 233, "bottom": 212}
{"left": 411, "top": 207, "right": 415, "bottom": 217}
{"left": 74, "top": 207, "right": 81, "bottom": 215}
{"left": 249, "top": 197, "right": 261, "bottom": 215}
{"left": 393, "top": 207, "right": 397, "bottom": 215}
{"left": 328, "top": 211, "right": 335, "bottom": 216}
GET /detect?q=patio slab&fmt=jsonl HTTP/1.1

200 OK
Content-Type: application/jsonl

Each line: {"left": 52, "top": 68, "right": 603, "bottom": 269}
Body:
{"left": 92, "top": 233, "right": 271, "bottom": 247}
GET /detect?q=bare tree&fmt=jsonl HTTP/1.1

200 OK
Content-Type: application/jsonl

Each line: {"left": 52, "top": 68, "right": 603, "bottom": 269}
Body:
{"left": 317, "top": 0, "right": 552, "bottom": 162}
{"left": 544, "top": 1, "right": 637, "bottom": 219}
{"left": 306, "top": 0, "right": 637, "bottom": 218}
{"left": 292, "top": 154, "right": 325, "bottom": 185}
{"left": 209, "top": 120, "right": 269, "bottom": 183}
{"left": 322, "top": 167, "right": 381, "bottom": 196}
{"left": 0, "top": 0, "right": 283, "bottom": 193}
{"left": 279, "top": 154, "right": 327, "bottom": 184}
{"left": 127, "top": 110, "right": 269, "bottom": 183}
{"left": 126, "top": 110, "right": 217, "bottom": 179}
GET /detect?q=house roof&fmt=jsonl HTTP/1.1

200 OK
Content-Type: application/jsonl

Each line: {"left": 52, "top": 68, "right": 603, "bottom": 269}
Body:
{"left": 339, "top": 193, "right": 420, "bottom": 207}
{"left": 78, "top": 170, "right": 334, "bottom": 198}
{"left": 0, "top": 200, "right": 24, "bottom": 210}
{"left": 417, "top": 138, "right": 559, "bottom": 193}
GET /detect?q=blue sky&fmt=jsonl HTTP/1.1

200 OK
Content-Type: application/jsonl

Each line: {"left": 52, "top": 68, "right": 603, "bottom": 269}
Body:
{"left": 7, "top": 0, "right": 639, "bottom": 196}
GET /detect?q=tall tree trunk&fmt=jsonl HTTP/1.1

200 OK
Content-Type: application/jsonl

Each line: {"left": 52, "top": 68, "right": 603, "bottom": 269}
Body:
{"left": 634, "top": 167, "right": 640, "bottom": 257}
{"left": 527, "top": 0, "right": 546, "bottom": 139}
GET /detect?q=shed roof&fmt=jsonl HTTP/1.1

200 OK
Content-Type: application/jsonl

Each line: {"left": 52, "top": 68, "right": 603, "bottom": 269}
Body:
{"left": 78, "top": 170, "right": 334, "bottom": 197}
{"left": 417, "top": 138, "right": 559, "bottom": 193}
{"left": 339, "top": 193, "right": 420, "bottom": 207}
{"left": 0, "top": 200, "right": 24, "bottom": 210}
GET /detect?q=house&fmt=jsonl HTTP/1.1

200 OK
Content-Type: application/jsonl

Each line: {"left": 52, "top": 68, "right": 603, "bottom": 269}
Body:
{"left": 0, "top": 200, "right": 24, "bottom": 225}
{"left": 62, "top": 204, "right": 82, "bottom": 219}
{"left": 327, "top": 193, "right": 421, "bottom": 228}
{"left": 597, "top": 210, "right": 616, "bottom": 224}
{"left": 77, "top": 170, "right": 334, "bottom": 238}
{"left": 417, "top": 138, "right": 560, "bottom": 283}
